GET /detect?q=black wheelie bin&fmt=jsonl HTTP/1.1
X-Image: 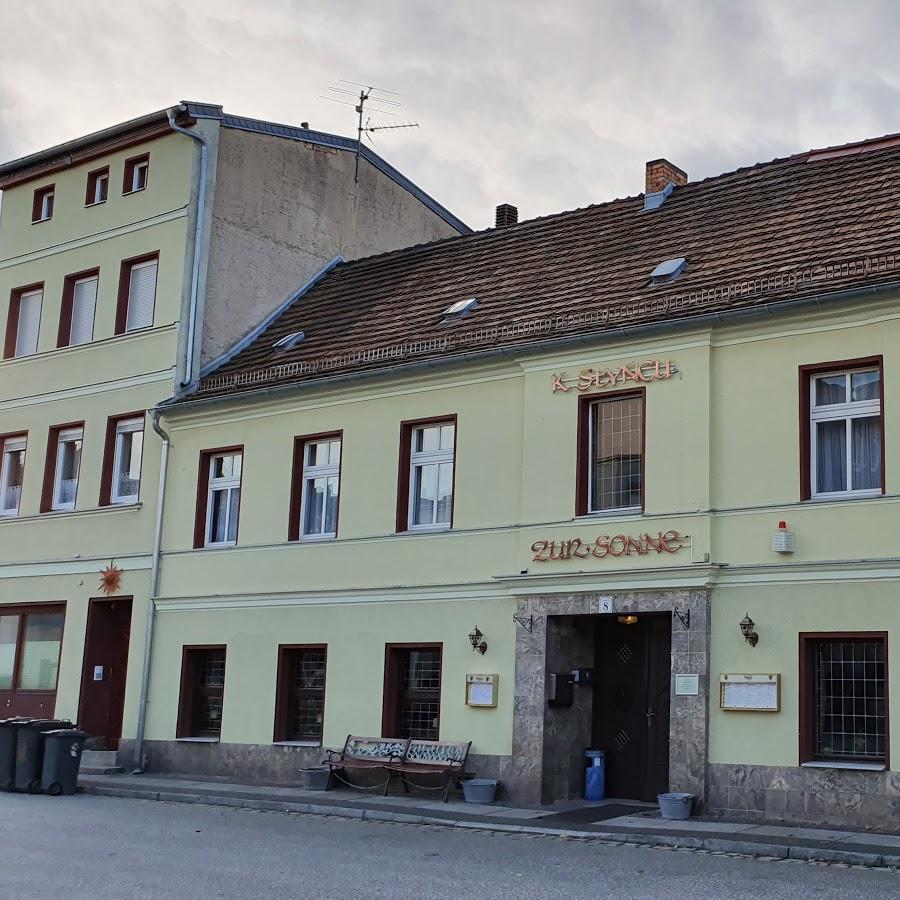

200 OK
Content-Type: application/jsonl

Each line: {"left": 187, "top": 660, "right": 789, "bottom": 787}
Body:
{"left": 41, "top": 728, "right": 89, "bottom": 795}
{"left": 14, "top": 719, "right": 72, "bottom": 793}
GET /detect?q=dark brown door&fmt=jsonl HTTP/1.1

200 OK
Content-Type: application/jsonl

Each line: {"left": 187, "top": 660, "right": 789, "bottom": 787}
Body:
{"left": 79, "top": 598, "right": 133, "bottom": 750}
{"left": 593, "top": 613, "right": 671, "bottom": 801}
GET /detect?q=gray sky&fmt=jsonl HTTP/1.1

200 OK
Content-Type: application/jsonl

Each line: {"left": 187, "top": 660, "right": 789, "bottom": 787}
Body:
{"left": 3, "top": 0, "right": 898, "bottom": 229}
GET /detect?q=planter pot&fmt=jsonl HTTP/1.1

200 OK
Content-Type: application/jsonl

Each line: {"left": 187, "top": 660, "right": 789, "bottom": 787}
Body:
{"left": 657, "top": 792, "right": 694, "bottom": 820}
{"left": 300, "top": 766, "right": 330, "bottom": 791}
{"left": 462, "top": 778, "right": 498, "bottom": 804}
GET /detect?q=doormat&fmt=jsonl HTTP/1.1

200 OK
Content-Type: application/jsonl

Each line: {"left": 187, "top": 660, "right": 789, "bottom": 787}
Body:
{"left": 536, "top": 804, "right": 656, "bottom": 825}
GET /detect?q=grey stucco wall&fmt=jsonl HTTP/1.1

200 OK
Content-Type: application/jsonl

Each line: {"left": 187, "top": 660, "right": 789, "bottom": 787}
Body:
{"left": 200, "top": 128, "right": 463, "bottom": 365}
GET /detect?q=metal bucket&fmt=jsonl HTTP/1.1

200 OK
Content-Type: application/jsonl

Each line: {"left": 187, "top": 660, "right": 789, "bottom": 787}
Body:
{"left": 657, "top": 792, "right": 694, "bottom": 820}
{"left": 462, "top": 778, "right": 498, "bottom": 804}
{"left": 300, "top": 766, "right": 330, "bottom": 791}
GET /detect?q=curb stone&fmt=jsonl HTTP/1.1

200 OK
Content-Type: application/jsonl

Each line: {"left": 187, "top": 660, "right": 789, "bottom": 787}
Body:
{"left": 78, "top": 783, "right": 898, "bottom": 870}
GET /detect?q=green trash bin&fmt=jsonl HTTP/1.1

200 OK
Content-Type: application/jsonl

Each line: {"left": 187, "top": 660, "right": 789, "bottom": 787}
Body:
{"left": 41, "top": 729, "right": 89, "bottom": 796}
{"left": 0, "top": 718, "right": 35, "bottom": 791}
{"left": 14, "top": 719, "right": 72, "bottom": 793}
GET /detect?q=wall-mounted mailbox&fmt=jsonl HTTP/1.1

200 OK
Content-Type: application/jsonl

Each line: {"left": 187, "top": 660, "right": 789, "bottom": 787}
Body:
{"left": 548, "top": 672, "right": 574, "bottom": 708}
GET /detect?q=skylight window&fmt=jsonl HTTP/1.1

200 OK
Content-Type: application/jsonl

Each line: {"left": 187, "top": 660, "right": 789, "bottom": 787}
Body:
{"left": 649, "top": 257, "right": 687, "bottom": 285}
{"left": 273, "top": 331, "right": 305, "bottom": 350}
{"left": 442, "top": 298, "right": 478, "bottom": 319}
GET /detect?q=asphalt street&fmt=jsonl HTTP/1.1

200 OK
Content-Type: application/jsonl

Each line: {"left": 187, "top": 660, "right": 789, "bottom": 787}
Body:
{"left": 2, "top": 793, "right": 900, "bottom": 899}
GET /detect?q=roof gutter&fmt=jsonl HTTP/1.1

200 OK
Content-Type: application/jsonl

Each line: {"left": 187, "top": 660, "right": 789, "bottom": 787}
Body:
{"left": 156, "top": 277, "right": 900, "bottom": 417}
{"left": 167, "top": 106, "right": 209, "bottom": 389}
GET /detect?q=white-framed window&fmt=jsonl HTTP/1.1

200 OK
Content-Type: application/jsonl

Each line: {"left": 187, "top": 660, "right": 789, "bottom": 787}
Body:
{"left": 299, "top": 438, "right": 341, "bottom": 540}
{"left": 0, "top": 436, "right": 26, "bottom": 517}
{"left": 204, "top": 452, "right": 242, "bottom": 547}
{"left": 124, "top": 258, "right": 157, "bottom": 332}
{"left": 408, "top": 422, "right": 455, "bottom": 530}
{"left": 14, "top": 288, "right": 42, "bottom": 358}
{"left": 51, "top": 427, "right": 83, "bottom": 511}
{"left": 124, "top": 155, "right": 149, "bottom": 194}
{"left": 69, "top": 275, "right": 98, "bottom": 346}
{"left": 86, "top": 168, "right": 109, "bottom": 205}
{"left": 810, "top": 368, "right": 882, "bottom": 498}
{"left": 32, "top": 186, "right": 54, "bottom": 222}
{"left": 110, "top": 417, "right": 144, "bottom": 505}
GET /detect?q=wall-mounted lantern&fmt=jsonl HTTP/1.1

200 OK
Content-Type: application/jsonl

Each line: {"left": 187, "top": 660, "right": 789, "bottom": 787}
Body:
{"left": 468, "top": 626, "right": 488, "bottom": 655}
{"left": 739, "top": 613, "right": 759, "bottom": 647}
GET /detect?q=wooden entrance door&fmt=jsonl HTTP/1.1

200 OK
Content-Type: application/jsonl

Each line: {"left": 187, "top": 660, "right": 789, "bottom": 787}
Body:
{"left": 78, "top": 598, "right": 132, "bottom": 750}
{"left": 593, "top": 613, "right": 671, "bottom": 801}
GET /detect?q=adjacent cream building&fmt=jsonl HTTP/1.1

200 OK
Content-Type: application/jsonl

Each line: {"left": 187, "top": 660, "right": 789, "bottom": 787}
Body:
{"left": 0, "top": 102, "right": 467, "bottom": 749}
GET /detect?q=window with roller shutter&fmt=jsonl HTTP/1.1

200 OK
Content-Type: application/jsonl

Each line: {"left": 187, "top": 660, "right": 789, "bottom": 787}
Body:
{"left": 115, "top": 253, "right": 158, "bottom": 334}
{"left": 13, "top": 289, "right": 42, "bottom": 357}
{"left": 70, "top": 277, "right": 97, "bottom": 346}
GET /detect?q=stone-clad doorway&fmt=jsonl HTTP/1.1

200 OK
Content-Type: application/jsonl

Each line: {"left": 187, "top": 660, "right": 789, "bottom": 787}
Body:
{"left": 506, "top": 589, "right": 710, "bottom": 807}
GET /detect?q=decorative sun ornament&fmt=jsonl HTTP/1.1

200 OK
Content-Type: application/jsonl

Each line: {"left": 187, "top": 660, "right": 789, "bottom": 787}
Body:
{"left": 99, "top": 562, "right": 123, "bottom": 596}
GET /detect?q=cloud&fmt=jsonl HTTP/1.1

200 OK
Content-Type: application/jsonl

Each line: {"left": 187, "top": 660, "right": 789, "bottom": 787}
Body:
{"left": 1, "top": 0, "right": 898, "bottom": 228}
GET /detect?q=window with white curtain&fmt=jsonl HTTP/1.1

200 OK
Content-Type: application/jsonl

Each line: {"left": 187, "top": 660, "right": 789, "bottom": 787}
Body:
{"left": 110, "top": 417, "right": 143, "bottom": 504}
{"left": 810, "top": 368, "right": 882, "bottom": 498}
{"left": 14, "top": 289, "right": 42, "bottom": 357}
{"left": 204, "top": 452, "right": 242, "bottom": 547}
{"left": 0, "top": 436, "right": 26, "bottom": 517}
{"left": 408, "top": 422, "right": 454, "bottom": 529}
{"left": 69, "top": 276, "right": 97, "bottom": 346}
{"left": 300, "top": 437, "right": 340, "bottom": 539}
{"left": 51, "top": 427, "right": 83, "bottom": 511}
{"left": 125, "top": 259, "right": 157, "bottom": 332}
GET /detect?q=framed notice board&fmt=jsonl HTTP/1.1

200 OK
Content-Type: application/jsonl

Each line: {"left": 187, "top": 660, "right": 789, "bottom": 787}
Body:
{"left": 466, "top": 674, "right": 499, "bottom": 708}
{"left": 719, "top": 673, "right": 781, "bottom": 712}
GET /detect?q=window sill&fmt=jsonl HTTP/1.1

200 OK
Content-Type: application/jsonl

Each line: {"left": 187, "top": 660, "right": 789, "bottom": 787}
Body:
{"left": 31, "top": 218, "right": 51, "bottom": 225}
{"left": 807, "top": 490, "right": 883, "bottom": 503}
{"left": 123, "top": 188, "right": 147, "bottom": 196}
{"left": 202, "top": 542, "right": 237, "bottom": 550}
{"left": 298, "top": 534, "right": 336, "bottom": 543}
{"left": 175, "top": 736, "right": 220, "bottom": 743}
{"left": 84, "top": 200, "right": 107, "bottom": 208}
{"left": 405, "top": 524, "right": 452, "bottom": 534}
{"left": 273, "top": 741, "right": 322, "bottom": 748}
{"left": 576, "top": 508, "right": 643, "bottom": 521}
{"left": 801, "top": 760, "right": 885, "bottom": 772}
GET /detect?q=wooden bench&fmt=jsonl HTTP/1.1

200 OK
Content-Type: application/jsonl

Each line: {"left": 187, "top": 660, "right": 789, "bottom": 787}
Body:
{"left": 323, "top": 735, "right": 409, "bottom": 793}
{"left": 385, "top": 739, "right": 472, "bottom": 802}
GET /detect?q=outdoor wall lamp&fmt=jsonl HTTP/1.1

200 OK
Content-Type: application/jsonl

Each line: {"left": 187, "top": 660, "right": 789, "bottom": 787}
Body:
{"left": 739, "top": 613, "right": 759, "bottom": 647}
{"left": 468, "top": 626, "right": 488, "bottom": 655}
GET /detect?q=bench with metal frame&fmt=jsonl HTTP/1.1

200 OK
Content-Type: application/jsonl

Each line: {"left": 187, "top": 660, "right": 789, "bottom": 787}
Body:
{"left": 323, "top": 735, "right": 409, "bottom": 793}
{"left": 384, "top": 739, "right": 472, "bottom": 802}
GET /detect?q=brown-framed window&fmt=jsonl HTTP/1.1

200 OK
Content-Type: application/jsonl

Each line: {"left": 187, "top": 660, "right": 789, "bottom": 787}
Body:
{"left": 57, "top": 268, "right": 99, "bottom": 348}
{"left": 194, "top": 446, "right": 243, "bottom": 548}
{"left": 114, "top": 252, "right": 158, "bottom": 334}
{"left": 99, "top": 413, "right": 145, "bottom": 506}
{"left": 176, "top": 646, "right": 227, "bottom": 739}
{"left": 799, "top": 357, "right": 884, "bottom": 501}
{"left": 273, "top": 645, "right": 327, "bottom": 743}
{"left": 800, "top": 633, "right": 888, "bottom": 766}
{"left": 85, "top": 167, "right": 109, "bottom": 206}
{"left": 4, "top": 282, "right": 44, "bottom": 359}
{"left": 123, "top": 154, "right": 149, "bottom": 194}
{"left": 576, "top": 389, "right": 645, "bottom": 515}
{"left": 0, "top": 604, "right": 66, "bottom": 713}
{"left": 382, "top": 644, "right": 442, "bottom": 740}
{"left": 0, "top": 432, "right": 27, "bottom": 517}
{"left": 31, "top": 185, "right": 54, "bottom": 222}
{"left": 41, "top": 422, "right": 84, "bottom": 513}
{"left": 288, "top": 432, "right": 342, "bottom": 541}
{"left": 396, "top": 416, "right": 456, "bottom": 533}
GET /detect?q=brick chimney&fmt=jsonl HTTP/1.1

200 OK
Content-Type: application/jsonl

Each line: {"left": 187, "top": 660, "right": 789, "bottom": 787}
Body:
{"left": 495, "top": 203, "right": 518, "bottom": 227}
{"left": 645, "top": 159, "right": 688, "bottom": 194}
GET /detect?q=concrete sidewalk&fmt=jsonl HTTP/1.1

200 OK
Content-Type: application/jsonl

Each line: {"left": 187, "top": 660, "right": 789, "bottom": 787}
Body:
{"left": 78, "top": 772, "right": 900, "bottom": 869}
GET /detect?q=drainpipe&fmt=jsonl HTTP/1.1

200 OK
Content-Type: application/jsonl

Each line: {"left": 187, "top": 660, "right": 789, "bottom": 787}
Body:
{"left": 166, "top": 106, "right": 208, "bottom": 389}
{"left": 132, "top": 409, "right": 171, "bottom": 773}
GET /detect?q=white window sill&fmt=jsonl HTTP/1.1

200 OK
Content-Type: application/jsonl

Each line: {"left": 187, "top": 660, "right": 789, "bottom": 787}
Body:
{"left": 203, "top": 542, "right": 237, "bottom": 550}
{"left": 299, "top": 534, "right": 336, "bottom": 543}
{"left": 808, "top": 490, "right": 882, "bottom": 502}
{"left": 801, "top": 760, "right": 884, "bottom": 772}
{"left": 175, "top": 736, "right": 220, "bottom": 743}
{"left": 577, "top": 507, "right": 643, "bottom": 521}
{"left": 406, "top": 524, "right": 451, "bottom": 534}
{"left": 272, "top": 741, "right": 322, "bottom": 748}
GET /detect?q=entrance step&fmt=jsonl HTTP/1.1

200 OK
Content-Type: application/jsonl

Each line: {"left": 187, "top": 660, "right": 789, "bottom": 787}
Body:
{"left": 80, "top": 750, "right": 124, "bottom": 775}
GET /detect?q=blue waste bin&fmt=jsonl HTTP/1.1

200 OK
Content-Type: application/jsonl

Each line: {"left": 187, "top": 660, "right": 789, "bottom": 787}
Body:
{"left": 584, "top": 748, "right": 606, "bottom": 801}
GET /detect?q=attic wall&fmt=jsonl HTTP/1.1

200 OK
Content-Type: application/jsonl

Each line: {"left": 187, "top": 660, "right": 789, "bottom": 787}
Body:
{"left": 201, "top": 127, "right": 461, "bottom": 365}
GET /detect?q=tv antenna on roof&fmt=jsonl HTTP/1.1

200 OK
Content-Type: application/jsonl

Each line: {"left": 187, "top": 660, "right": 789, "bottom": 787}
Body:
{"left": 320, "top": 81, "right": 420, "bottom": 183}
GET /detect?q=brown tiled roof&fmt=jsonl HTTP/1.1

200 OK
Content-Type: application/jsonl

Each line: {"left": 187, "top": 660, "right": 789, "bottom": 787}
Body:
{"left": 194, "top": 135, "right": 900, "bottom": 400}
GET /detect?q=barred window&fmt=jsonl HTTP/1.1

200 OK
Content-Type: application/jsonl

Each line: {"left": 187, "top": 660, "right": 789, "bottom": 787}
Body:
{"left": 583, "top": 393, "right": 643, "bottom": 513}
{"left": 274, "top": 646, "right": 327, "bottom": 743}
{"left": 384, "top": 646, "right": 442, "bottom": 741}
{"left": 177, "top": 647, "right": 227, "bottom": 739}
